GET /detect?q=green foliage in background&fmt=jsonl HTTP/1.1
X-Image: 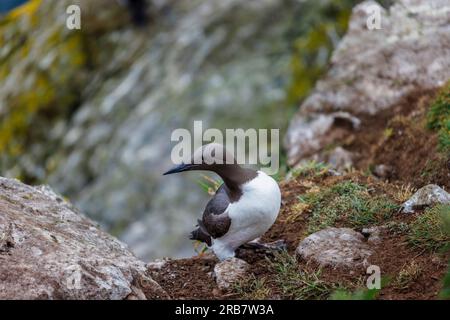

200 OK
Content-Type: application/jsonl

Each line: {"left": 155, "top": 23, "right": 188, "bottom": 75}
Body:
{"left": 0, "top": 0, "right": 88, "bottom": 180}
{"left": 427, "top": 82, "right": 450, "bottom": 154}
{"left": 285, "top": 0, "right": 358, "bottom": 104}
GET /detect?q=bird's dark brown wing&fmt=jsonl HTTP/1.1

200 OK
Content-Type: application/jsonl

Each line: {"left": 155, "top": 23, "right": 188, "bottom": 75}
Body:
{"left": 202, "top": 184, "right": 232, "bottom": 239}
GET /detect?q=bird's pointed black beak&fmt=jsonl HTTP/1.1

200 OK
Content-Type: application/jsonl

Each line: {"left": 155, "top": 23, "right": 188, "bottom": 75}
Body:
{"left": 163, "top": 163, "right": 195, "bottom": 175}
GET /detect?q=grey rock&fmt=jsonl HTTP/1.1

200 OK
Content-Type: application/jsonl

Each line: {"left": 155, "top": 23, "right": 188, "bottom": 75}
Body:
{"left": 214, "top": 257, "right": 249, "bottom": 290}
{"left": 286, "top": 0, "right": 450, "bottom": 165}
{"left": 402, "top": 184, "right": 450, "bottom": 213}
{"left": 0, "top": 177, "right": 168, "bottom": 300}
{"left": 327, "top": 147, "right": 353, "bottom": 171}
{"left": 296, "top": 227, "right": 373, "bottom": 269}
{"left": 146, "top": 258, "right": 169, "bottom": 271}
{"left": 361, "top": 226, "right": 384, "bottom": 245}
{"left": 373, "top": 164, "right": 392, "bottom": 179}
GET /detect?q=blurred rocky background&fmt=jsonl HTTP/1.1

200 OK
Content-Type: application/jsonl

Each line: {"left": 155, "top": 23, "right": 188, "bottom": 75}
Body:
{"left": 0, "top": 0, "right": 362, "bottom": 260}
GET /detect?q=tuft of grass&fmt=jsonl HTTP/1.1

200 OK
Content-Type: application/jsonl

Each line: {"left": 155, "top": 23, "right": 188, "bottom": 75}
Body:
{"left": 386, "top": 221, "right": 410, "bottom": 235}
{"left": 329, "top": 288, "right": 380, "bottom": 300}
{"left": 427, "top": 83, "right": 450, "bottom": 153}
{"left": 300, "top": 181, "right": 399, "bottom": 233}
{"left": 392, "top": 184, "right": 416, "bottom": 203}
{"left": 290, "top": 161, "right": 329, "bottom": 179}
{"left": 269, "top": 251, "right": 339, "bottom": 300}
{"left": 408, "top": 204, "right": 450, "bottom": 252}
{"left": 330, "top": 276, "right": 389, "bottom": 300}
{"left": 439, "top": 210, "right": 450, "bottom": 299}
{"left": 394, "top": 261, "right": 422, "bottom": 290}
{"left": 284, "top": 201, "right": 310, "bottom": 223}
{"left": 233, "top": 275, "right": 272, "bottom": 300}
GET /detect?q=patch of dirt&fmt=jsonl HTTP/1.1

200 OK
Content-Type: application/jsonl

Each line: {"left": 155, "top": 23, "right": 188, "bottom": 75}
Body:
{"left": 369, "top": 230, "right": 448, "bottom": 300}
{"left": 370, "top": 115, "right": 449, "bottom": 189}
{"left": 343, "top": 89, "right": 449, "bottom": 189}
{"left": 149, "top": 255, "right": 221, "bottom": 299}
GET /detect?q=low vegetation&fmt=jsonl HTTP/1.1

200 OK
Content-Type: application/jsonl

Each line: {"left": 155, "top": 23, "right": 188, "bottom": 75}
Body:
{"left": 408, "top": 204, "right": 450, "bottom": 252}
{"left": 427, "top": 82, "right": 450, "bottom": 153}
{"left": 298, "top": 180, "right": 398, "bottom": 233}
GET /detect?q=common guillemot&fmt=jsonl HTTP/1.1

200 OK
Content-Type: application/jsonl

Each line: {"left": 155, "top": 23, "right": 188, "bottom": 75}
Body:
{"left": 163, "top": 143, "right": 281, "bottom": 260}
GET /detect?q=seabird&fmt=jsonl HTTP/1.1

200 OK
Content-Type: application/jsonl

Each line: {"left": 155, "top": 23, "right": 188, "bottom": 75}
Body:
{"left": 163, "top": 143, "right": 281, "bottom": 260}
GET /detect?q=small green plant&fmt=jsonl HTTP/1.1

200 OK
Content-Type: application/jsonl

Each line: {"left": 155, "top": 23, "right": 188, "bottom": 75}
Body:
{"left": 427, "top": 83, "right": 450, "bottom": 153}
{"left": 394, "top": 261, "right": 422, "bottom": 290}
{"left": 269, "top": 251, "right": 339, "bottom": 299}
{"left": 290, "top": 161, "right": 329, "bottom": 179}
{"left": 329, "top": 276, "right": 390, "bottom": 300}
{"left": 329, "top": 288, "right": 380, "bottom": 300}
{"left": 233, "top": 275, "right": 272, "bottom": 300}
{"left": 301, "top": 181, "right": 398, "bottom": 233}
{"left": 408, "top": 204, "right": 450, "bottom": 252}
{"left": 386, "top": 221, "right": 410, "bottom": 235}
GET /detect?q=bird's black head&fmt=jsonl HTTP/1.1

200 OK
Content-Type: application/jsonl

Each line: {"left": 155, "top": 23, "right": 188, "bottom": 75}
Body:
{"left": 163, "top": 143, "right": 237, "bottom": 176}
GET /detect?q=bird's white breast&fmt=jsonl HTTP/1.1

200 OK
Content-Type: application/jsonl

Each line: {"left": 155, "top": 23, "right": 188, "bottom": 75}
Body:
{"left": 212, "top": 171, "right": 281, "bottom": 259}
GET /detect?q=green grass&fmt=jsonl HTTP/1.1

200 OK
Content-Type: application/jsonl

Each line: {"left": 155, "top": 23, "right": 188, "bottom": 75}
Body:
{"left": 268, "top": 251, "right": 340, "bottom": 300}
{"left": 427, "top": 83, "right": 450, "bottom": 153}
{"left": 290, "top": 161, "right": 329, "bottom": 179}
{"left": 385, "top": 221, "right": 410, "bottom": 235}
{"left": 440, "top": 264, "right": 450, "bottom": 299}
{"left": 439, "top": 209, "right": 450, "bottom": 299}
{"left": 233, "top": 275, "right": 272, "bottom": 300}
{"left": 329, "top": 288, "right": 380, "bottom": 300}
{"left": 299, "top": 181, "right": 399, "bottom": 233}
{"left": 408, "top": 204, "right": 450, "bottom": 252}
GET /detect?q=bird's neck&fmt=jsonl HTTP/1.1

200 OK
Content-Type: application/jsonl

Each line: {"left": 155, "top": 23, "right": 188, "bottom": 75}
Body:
{"left": 215, "top": 165, "right": 258, "bottom": 192}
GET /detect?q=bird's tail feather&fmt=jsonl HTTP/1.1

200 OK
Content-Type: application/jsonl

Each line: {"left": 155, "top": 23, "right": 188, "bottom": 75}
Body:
{"left": 190, "top": 219, "right": 212, "bottom": 246}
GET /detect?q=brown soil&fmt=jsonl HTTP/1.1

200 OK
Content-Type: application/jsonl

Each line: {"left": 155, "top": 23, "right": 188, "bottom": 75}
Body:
{"left": 149, "top": 255, "right": 220, "bottom": 299}
{"left": 344, "top": 89, "right": 449, "bottom": 189}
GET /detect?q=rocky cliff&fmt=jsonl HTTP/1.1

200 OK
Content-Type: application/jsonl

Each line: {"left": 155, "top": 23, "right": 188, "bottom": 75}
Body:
{"left": 0, "top": 0, "right": 449, "bottom": 300}
{"left": 0, "top": 177, "right": 167, "bottom": 299}
{"left": 285, "top": 0, "right": 450, "bottom": 169}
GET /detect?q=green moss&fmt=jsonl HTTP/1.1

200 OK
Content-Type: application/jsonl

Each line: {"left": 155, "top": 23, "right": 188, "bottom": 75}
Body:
{"left": 286, "top": 0, "right": 357, "bottom": 104}
{"left": 0, "top": 2, "right": 87, "bottom": 175}
{"left": 408, "top": 204, "right": 450, "bottom": 252}
{"left": 427, "top": 83, "right": 450, "bottom": 153}
{"left": 301, "top": 181, "right": 399, "bottom": 233}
